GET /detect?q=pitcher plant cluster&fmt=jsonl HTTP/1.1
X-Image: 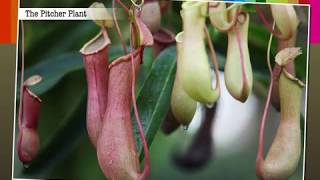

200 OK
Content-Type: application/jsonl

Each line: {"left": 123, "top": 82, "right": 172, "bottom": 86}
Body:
{"left": 16, "top": 1, "right": 306, "bottom": 180}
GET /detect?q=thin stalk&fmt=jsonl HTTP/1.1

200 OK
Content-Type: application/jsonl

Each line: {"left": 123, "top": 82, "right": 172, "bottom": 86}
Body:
{"left": 115, "top": 0, "right": 129, "bottom": 12}
{"left": 129, "top": 16, "right": 149, "bottom": 180}
{"left": 256, "top": 22, "right": 275, "bottom": 176}
{"left": 130, "top": 54, "right": 149, "bottom": 180}
{"left": 204, "top": 25, "right": 220, "bottom": 91}
{"left": 130, "top": 23, "right": 135, "bottom": 49}
{"left": 255, "top": 5, "right": 286, "bottom": 40}
{"left": 267, "top": 24, "right": 275, "bottom": 75}
{"left": 113, "top": 0, "right": 128, "bottom": 54}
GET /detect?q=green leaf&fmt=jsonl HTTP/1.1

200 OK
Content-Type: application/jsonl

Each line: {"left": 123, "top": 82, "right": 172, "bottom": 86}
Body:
{"left": 14, "top": 69, "right": 88, "bottom": 178}
{"left": 15, "top": 46, "right": 175, "bottom": 177}
{"left": 136, "top": 47, "right": 155, "bottom": 92}
{"left": 242, "top": 4, "right": 256, "bottom": 13}
{"left": 18, "top": 47, "right": 128, "bottom": 98}
{"left": 17, "top": 94, "right": 87, "bottom": 177}
{"left": 24, "top": 21, "right": 99, "bottom": 66}
{"left": 132, "top": 46, "right": 177, "bottom": 156}
{"left": 25, "top": 52, "right": 83, "bottom": 96}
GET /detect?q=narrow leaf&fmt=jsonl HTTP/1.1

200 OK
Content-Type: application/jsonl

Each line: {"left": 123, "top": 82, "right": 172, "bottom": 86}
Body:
{"left": 132, "top": 46, "right": 177, "bottom": 156}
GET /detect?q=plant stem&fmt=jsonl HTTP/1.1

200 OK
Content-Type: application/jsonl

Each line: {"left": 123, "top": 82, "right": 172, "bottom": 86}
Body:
{"left": 204, "top": 25, "right": 220, "bottom": 91}
{"left": 267, "top": 23, "right": 275, "bottom": 75}
{"left": 255, "top": 5, "right": 285, "bottom": 40}
{"left": 256, "top": 22, "right": 275, "bottom": 179}
{"left": 112, "top": 0, "right": 128, "bottom": 54}
{"left": 130, "top": 53, "right": 149, "bottom": 180}
{"left": 128, "top": 9, "right": 149, "bottom": 177}
{"left": 129, "top": 14, "right": 149, "bottom": 179}
{"left": 115, "top": 0, "right": 129, "bottom": 12}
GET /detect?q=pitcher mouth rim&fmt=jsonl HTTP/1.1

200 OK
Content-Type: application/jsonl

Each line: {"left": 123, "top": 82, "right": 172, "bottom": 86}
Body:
{"left": 80, "top": 30, "right": 111, "bottom": 55}
{"left": 108, "top": 47, "right": 142, "bottom": 69}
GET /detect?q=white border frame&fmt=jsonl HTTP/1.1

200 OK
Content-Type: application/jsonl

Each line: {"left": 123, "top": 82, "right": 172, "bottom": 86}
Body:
{"left": 11, "top": 1, "right": 311, "bottom": 180}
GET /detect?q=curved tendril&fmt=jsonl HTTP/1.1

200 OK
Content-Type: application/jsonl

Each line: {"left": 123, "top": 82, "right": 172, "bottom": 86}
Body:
{"left": 208, "top": 3, "right": 240, "bottom": 32}
{"left": 257, "top": 80, "right": 274, "bottom": 166}
{"left": 255, "top": 5, "right": 289, "bottom": 41}
{"left": 115, "top": 0, "right": 129, "bottom": 12}
{"left": 131, "top": 0, "right": 144, "bottom": 9}
{"left": 113, "top": 0, "right": 128, "bottom": 54}
{"left": 130, "top": 23, "right": 135, "bottom": 49}
{"left": 18, "top": 20, "right": 25, "bottom": 131}
{"left": 204, "top": 26, "right": 220, "bottom": 91}
{"left": 267, "top": 22, "right": 276, "bottom": 75}
{"left": 222, "top": 9, "right": 239, "bottom": 32}
{"left": 129, "top": 16, "right": 149, "bottom": 179}
{"left": 257, "top": 22, "right": 275, "bottom": 171}
{"left": 130, "top": 54, "right": 150, "bottom": 180}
